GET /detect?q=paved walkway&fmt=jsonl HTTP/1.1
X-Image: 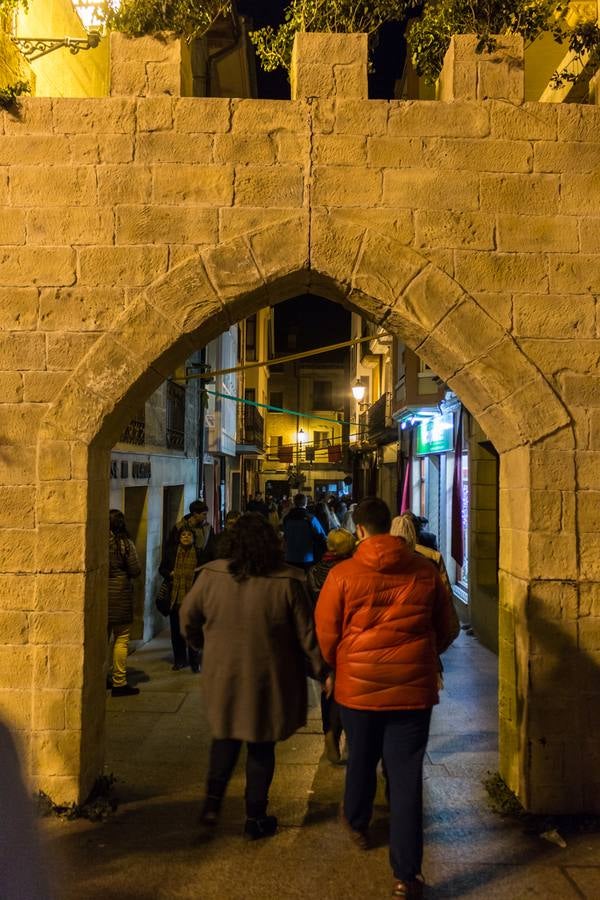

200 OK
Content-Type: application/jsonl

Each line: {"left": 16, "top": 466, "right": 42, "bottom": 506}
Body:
{"left": 42, "top": 631, "right": 599, "bottom": 899}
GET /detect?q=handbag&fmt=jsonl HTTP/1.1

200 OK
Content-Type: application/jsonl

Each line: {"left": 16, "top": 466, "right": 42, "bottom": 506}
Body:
{"left": 155, "top": 579, "right": 172, "bottom": 616}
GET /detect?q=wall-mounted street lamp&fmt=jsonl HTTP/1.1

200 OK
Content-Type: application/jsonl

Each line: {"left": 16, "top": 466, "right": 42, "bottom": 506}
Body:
{"left": 351, "top": 379, "right": 366, "bottom": 403}
{"left": 296, "top": 428, "right": 307, "bottom": 443}
{"left": 11, "top": 0, "right": 113, "bottom": 61}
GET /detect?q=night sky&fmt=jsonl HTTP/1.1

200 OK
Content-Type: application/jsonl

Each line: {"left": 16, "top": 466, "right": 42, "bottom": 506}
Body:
{"left": 273, "top": 295, "right": 351, "bottom": 363}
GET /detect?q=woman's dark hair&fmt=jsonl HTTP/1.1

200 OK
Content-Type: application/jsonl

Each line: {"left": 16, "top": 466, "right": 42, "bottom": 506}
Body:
{"left": 228, "top": 513, "right": 284, "bottom": 581}
{"left": 109, "top": 509, "right": 130, "bottom": 538}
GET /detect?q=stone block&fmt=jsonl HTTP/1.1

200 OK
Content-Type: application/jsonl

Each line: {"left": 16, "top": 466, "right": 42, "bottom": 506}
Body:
{"left": 580, "top": 582, "right": 600, "bottom": 617}
{"left": 0, "top": 690, "right": 31, "bottom": 730}
{"left": 534, "top": 140, "right": 600, "bottom": 174}
{"left": 439, "top": 35, "right": 524, "bottom": 103}
{"left": 480, "top": 173, "right": 560, "bottom": 214}
{"left": 329, "top": 207, "right": 414, "bottom": 245}
{"left": 529, "top": 490, "right": 563, "bottom": 533}
{"left": 214, "top": 133, "right": 275, "bottom": 165}
{"left": 577, "top": 490, "right": 600, "bottom": 533}
{"left": 201, "top": 235, "right": 264, "bottom": 309}
{"left": 97, "top": 164, "right": 152, "bottom": 205}
{"left": 108, "top": 299, "right": 189, "bottom": 380}
{"left": 0, "top": 609, "right": 28, "bottom": 643}
{"left": 291, "top": 32, "right": 367, "bottom": 100}
{"left": 231, "top": 100, "right": 307, "bottom": 135}
{"left": 37, "top": 441, "right": 71, "bottom": 482}
{"left": 32, "top": 729, "right": 82, "bottom": 777}
{"left": 424, "top": 136, "right": 531, "bottom": 172}
{"left": 334, "top": 99, "right": 388, "bottom": 136}
{"left": 46, "top": 334, "right": 98, "bottom": 371}
{"left": 115, "top": 205, "right": 217, "bottom": 245}
{"left": 0, "top": 445, "right": 36, "bottom": 486}
{"left": 273, "top": 130, "right": 310, "bottom": 164}
{"left": 248, "top": 214, "right": 309, "bottom": 287}
{"left": 580, "top": 533, "right": 600, "bottom": 580}
{"left": 513, "top": 293, "right": 595, "bottom": 338}
{"left": 367, "top": 136, "right": 423, "bottom": 168}
{"left": 35, "top": 573, "right": 86, "bottom": 613}
{"left": 152, "top": 164, "right": 234, "bottom": 205}
{"left": 388, "top": 100, "right": 489, "bottom": 138}
{"left": 53, "top": 98, "right": 135, "bottom": 134}
{"left": 0, "top": 134, "right": 70, "bottom": 166}
{"left": 562, "top": 374, "right": 600, "bottom": 407}
{"left": 559, "top": 173, "right": 600, "bottom": 216}
{"left": 0, "top": 207, "right": 25, "bottom": 244}
{"left": 39, "top": 287, "right": 127, "bottom": 332}
{"left": 10, "top": 165, "right": 94, "bottom": 208}
{"left": 173, "top": 98, "right": 231, "bottom": 133}
{"left": 497, "top": 215, "right": 578, "bottom": 253}
{"left": 353, "top": 232, "right": 425, "bottom": 310}
{"left": 219, "top": 207, "right": 308, "bottom": 242}
{"left": 68, "top": 133, "right": 135, "bottom": 165}
{"left": 136, "top": 131, "right": 212, "bottom": 163}
{"left": 455, "top": 251, "right": 547, "bottom": 293}
{"left": 558, "top": 104, "right": 600, "bottom": 142}
{"left": 529, "top": 531, "right": 577, "bottom": 580}
{"left": 22, "top": 372, "right": 68, "bottom": 404}
{"left": 313, "top": 165, "right": 381, "bottom": 206}
{"left": 382, "top": 169, "right": 479, "bottom": 210}
{"left": 0, "top": 486, "right": 34, "bottom": 529}
{"left": 0, "top": 248, "right": 76, "bottom": 288}
{"left": 29, "top": 611, "right": 83, "bottom": 645}
{"left": 110, "top": 33, "right": 182, "bottom": 97}
{"left": 38, "top": 481, "right": 88, "bottom": 525}
{"left": 0, "top": 373, "right": 22, "bottom": 403}
{"left": 3, "top": 98, "right": 53, "bottom": 134}
{"left": 529, "top": 448, "right": 575, "bottom": 492}
{"left": 0, "top": 288, "right": 38, "bottom": 330}
{"left": 415, "top": 209, "right": 494, "bottom": 250}
{"left": 137, "top": 97, "right": 173, "bottom": 132}
{"left": 549, "top": 254, "right": 600, "bottom": 294}
{"left": 36, "top": 524, "right": 86, "bottom": 573}
{"left": 491, "top": 102, "right": 557, "bottom": 140}
{"left": 78, "top": 246, "right": 168, "bottom": 286}
{"left": 145, "top": 257, "right": 223, "bottom": 336}
{"left": 310, "top": 210, "right": 364, "bottom": 296}
{"left": 580, "top": 218, "right": 600, "bottom": 253}
{"left": 234, "top": 164, "right": 304, "bottom": 208}
{"left": 0, "top": 405, "right": 45, "bottom": 446}
{"left": 26, "top": 208, "right": 114, "bottom": 246}
{"left": 314, "top": 134, "right": 367, "bottom": 166}
{"left": 31, "top": 690, "right": 65, "bottom": 731}
{"left": 0, "top": 646, "right": 33, "bottom": 689}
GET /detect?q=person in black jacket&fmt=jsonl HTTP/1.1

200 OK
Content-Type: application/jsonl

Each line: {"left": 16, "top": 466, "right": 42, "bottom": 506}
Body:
{"left": 307, "top": 527, "right": 356, "bottom": 763}
{"left": 282, "top": 493, "right": 327, "bottom": 570}
{"left": 166, "top": 500, "right": 217, "bottom": 566}
{"left": 159, "top": 527, "right": 204, "bottom": 671}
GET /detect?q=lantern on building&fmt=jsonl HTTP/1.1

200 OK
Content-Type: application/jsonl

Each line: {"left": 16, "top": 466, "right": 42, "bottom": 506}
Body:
{"left": 72, "top": 1, "right": 117, "bottom": 31}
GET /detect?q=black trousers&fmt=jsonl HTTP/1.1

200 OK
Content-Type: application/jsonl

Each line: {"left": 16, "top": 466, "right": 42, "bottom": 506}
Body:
{"left": 321, "top": 693, "right": 343, "bottom": 738}
{"left": 169, "top": 606, "right": 201, "bottom": 670}
{"left": 340, "top": 705, "right": 432, "bottom": 881}
{"left": 207, "top": 738, "right": 276, "bottom": 819}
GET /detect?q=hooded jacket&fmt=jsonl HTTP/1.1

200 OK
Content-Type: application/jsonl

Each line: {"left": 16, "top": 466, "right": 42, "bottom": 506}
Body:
{"left": 315, "top": 534, "right": 459, "bottom": 711}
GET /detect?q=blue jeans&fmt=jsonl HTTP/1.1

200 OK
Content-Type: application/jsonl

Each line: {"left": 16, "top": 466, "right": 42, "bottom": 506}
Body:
{"left": 340, "top": 705, "right": 432, "bottom": 881}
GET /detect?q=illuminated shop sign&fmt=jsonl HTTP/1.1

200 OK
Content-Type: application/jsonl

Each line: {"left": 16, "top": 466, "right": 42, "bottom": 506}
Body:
{"left": 416, "top": 413, "right": 454, "bottom": 455}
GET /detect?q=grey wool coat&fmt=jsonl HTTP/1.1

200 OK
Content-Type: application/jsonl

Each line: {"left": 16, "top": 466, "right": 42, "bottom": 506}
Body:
{"left": 179, "top": 559, "right": 326, "bottom": 743}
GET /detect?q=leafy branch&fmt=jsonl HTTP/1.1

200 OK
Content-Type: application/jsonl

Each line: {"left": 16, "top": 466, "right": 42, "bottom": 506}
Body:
{"left": 250, "top": 0, "right": 420, "bottom": 74}
{"left": 0, "top": 80, "right": 30, "bottom": 109}
{"left": 100, "top": 0, "right": 232, "bottom": 42}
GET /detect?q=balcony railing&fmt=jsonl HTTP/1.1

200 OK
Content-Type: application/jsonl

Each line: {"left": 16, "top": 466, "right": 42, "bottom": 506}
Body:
{"left": 120, "top": 412, "right": 145, "bottom": 446}
{"left": 166, "top": 381, "right": 186, "bottom": 451}
{"left": 242, "top": 404, "right": 264, "bottom": 451}
{"left": 359, "top": 393, "right": 395, "bottom": 444}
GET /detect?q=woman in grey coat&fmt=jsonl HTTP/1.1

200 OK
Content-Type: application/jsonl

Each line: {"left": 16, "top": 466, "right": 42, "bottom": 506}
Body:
{"left": 180, "top": 512, "right": 329, "bottom": 840}
{"left": 108, "top": 509, "right": 141, "bottom": 697}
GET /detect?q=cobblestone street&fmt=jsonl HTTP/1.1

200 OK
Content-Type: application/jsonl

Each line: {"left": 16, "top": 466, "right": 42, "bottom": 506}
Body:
{"left": 40, "top": 631, "right": 600, "bottom": 899}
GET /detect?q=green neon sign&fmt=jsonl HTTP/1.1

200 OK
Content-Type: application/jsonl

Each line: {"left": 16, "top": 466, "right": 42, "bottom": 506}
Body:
{"left": 416, "top": 414, "right": 454, "bottom": 455}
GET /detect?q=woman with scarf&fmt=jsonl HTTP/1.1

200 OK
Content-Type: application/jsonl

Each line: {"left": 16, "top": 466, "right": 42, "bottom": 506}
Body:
{"left": 159, "top": 526, "right": 203, "bottom": 671}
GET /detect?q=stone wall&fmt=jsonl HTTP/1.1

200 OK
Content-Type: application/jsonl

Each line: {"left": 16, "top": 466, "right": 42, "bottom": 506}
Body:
{"left": 0, "top": 32, "right": 599, "bottom": 812}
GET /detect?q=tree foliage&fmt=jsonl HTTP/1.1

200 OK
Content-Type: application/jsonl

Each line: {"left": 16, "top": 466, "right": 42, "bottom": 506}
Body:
{"left": 407, "top": 0, "right": 569, "bottom": 84}
{"left": 0, "top": 80, "right": 30, "bottom": 109}
{"left": 250, "top": 0, "right": 420, "bottom": 74}
{"left": 101, "top": 0, "right": 231, "bottom": 42}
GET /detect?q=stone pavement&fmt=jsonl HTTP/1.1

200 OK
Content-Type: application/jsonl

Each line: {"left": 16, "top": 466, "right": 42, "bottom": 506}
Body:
{"left": 41, "top": 631, "right": 600, "bottom": 899}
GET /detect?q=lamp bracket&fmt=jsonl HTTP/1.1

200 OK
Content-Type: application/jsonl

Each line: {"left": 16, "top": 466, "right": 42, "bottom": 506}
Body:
{"left": 11, "top": 32, "right": 101, "bottom": 61}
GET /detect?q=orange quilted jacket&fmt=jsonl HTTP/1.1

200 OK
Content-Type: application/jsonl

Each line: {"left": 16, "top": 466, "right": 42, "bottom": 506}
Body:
{"left": 315, "top": 534, "right": 458, "bottom": 710}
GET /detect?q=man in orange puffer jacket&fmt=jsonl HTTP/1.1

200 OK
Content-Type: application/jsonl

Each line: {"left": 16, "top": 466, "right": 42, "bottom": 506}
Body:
{"left": 315, "top": 497, "right": 459, "bottom": 900}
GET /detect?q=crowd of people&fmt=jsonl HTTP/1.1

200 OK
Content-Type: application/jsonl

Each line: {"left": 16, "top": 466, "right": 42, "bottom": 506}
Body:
{"left": 106, "top": 491, "right": 459, "bottom": 899}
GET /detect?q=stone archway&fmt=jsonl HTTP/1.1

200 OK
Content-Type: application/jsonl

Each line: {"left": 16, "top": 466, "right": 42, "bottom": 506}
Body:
{"left": 36, "top": 213, "right": 575, "bottom": 812}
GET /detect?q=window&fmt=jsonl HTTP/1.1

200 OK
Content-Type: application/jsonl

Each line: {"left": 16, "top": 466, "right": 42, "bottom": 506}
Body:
{"left": 270, "top": 435, "right": 283, "bottom": 452}
{"left": 287, "top": 332, "right": 297, "bottom": 350}
{"left": 245, "top": 314, "right": 257, "bottom": 361}
{"left": 269, "top": 391, "right": 283, "bottom": 411}
{"left": 313, "top": 430, "right": 329, "bottom": 449}
{"left": 245, "top": 388, "right": 256, "bottom": 403}
{"left": 313, "top": 380, "right": 332, "bottom": 409}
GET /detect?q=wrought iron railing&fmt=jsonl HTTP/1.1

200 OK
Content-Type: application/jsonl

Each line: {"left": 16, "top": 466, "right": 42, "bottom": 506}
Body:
{"left": 367, "top": 393, "right": 393, "bottom": 442}
{"left": 120, "top": 413, "right": 145, "bottom": 446}
{"left": 166, "top": 381, "right": 186, "bottom": 450}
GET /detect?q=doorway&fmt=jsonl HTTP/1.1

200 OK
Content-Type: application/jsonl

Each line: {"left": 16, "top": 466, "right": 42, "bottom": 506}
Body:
{"left": 123, "top": 486, "right": 148, "bottom": 642}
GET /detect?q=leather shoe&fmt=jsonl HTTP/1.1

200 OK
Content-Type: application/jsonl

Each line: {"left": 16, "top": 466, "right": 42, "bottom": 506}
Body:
{"left": 111, "top": 684, "right": 140, "bottom": 697}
